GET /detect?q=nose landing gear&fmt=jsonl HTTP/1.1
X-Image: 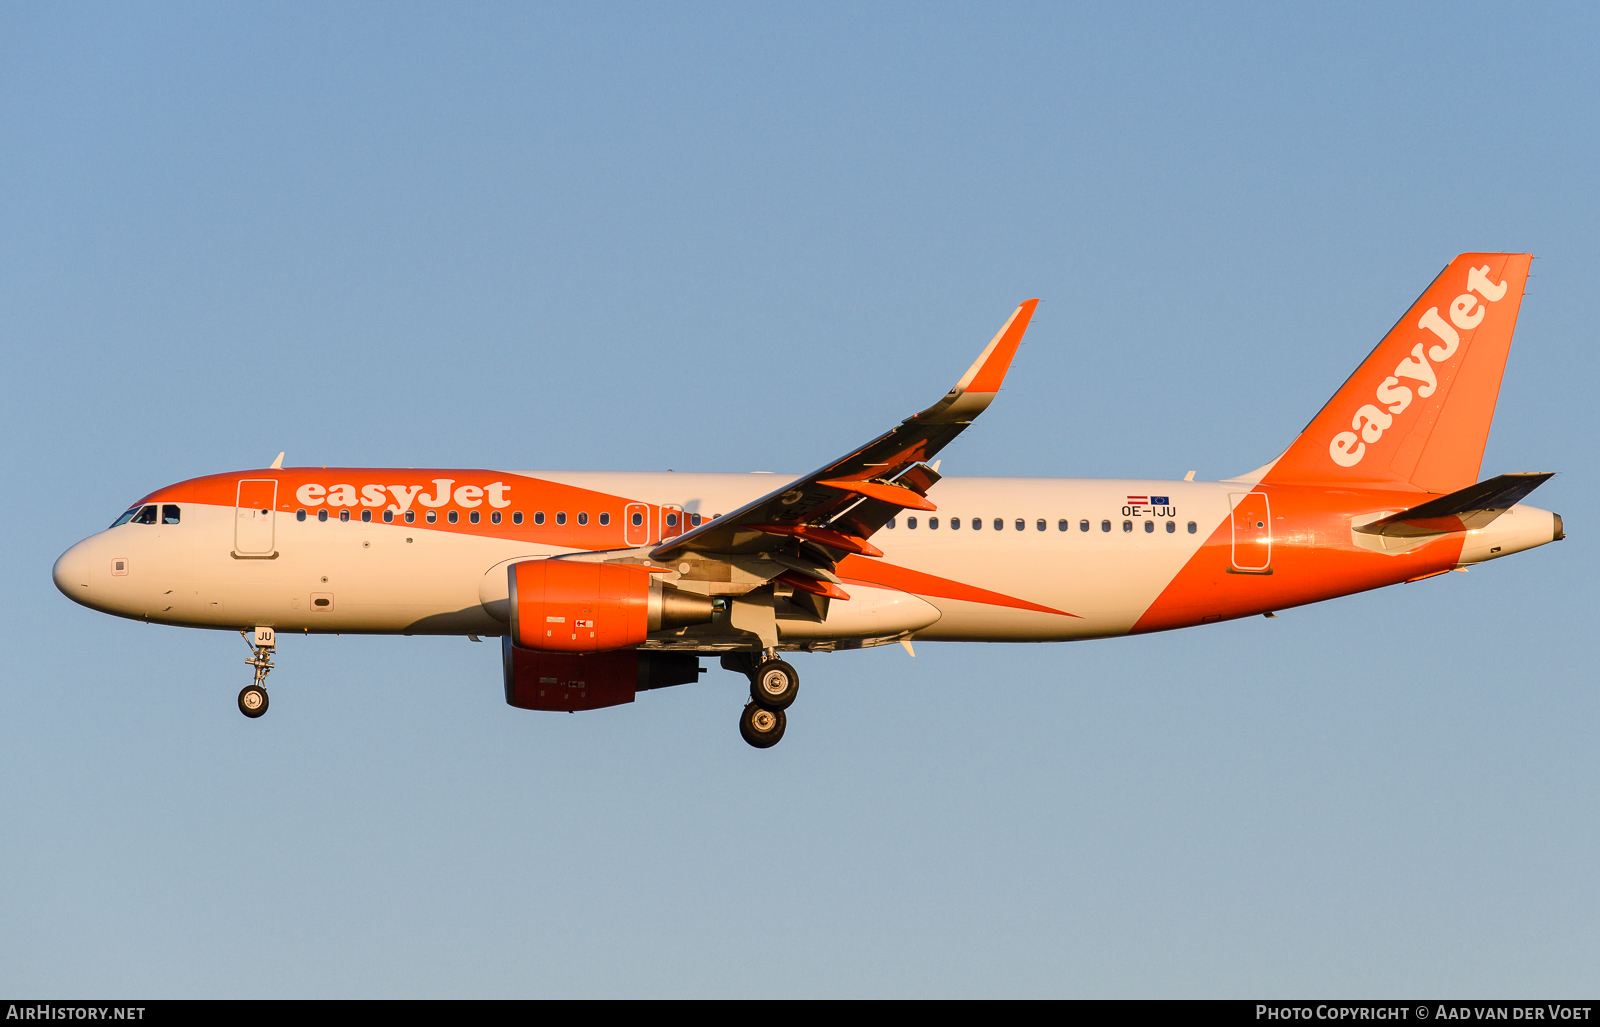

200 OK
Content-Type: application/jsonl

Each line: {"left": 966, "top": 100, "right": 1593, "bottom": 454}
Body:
{"left": 239, "top": 683, "right": 269, "bottom": 718}
{"left": 238, "top": 627, "right": 275, "bottom": 719}
{"left": 727, "top": 648, "right": 799, "bottom": 748}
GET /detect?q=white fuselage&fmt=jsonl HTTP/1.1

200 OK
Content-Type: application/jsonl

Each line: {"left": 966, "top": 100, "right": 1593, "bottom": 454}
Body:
{"left": 53, "top": 471, "right": 1558, "bottom": 647}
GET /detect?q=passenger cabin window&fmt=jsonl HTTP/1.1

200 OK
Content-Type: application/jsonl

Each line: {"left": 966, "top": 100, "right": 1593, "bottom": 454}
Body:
{"left": 1166, "top": 520, "right": 1175, "bottom": 533}
{"left": 906, "top": 517, "right": 917, "bottom": 529}
{"left": 490, "top": 511, "right": 501, "bottom": 524}
{"left": 339, "top": 510, "right": 350, "bottom": 522}
{"left": 469, "top": 511, "right": 480, "bottom": 524}
{"left": 1059, "top": 519, "right": 1069, "bottom": 532}
{"left": 950, "top": 517, "right": 960, "bottom": 530}
{"left": 1079, "top": 520, "right": 1090, "bottom": 532}
{"left": 599, "top": 512, "right": 611, "bottom": 526}
{"left": 162, "top": 505, "right": 181, "bottom": 525}
{"left": 405, "top": 511, "right": 415, "bottom": 523}
{"left": 688, "top": 513, "right": 700, "bottom": 527}
{"left": 664, "top": 513, "right": 677, "bottom": 528}
{"left": 887, "top": 517, "right": 897, "bottom": 529}
{"left": 577, "top": 512, "right": 588, "bottom": 525}
{"left": 296, "top": 509, "right": 307, "bottom": 522}
{"left": 1036, "top": 519, "right": 1045, "bottom": 531}
{"left": 132, "top": 505, "right": 158, "bottom": 525}
{"left": 513, "top": 512, "right": 524, "bottom": 525}
{"left": 426, "top": 511, "right": 437, "bottom": 523}
{"left": 110, "top": 506, "right": 142, "bottom": 528}
{"left": 1013, "top": 519, "right": 1023, "bottom": 531}
{"left": 1187, "top": 521, "right": 1197, "bottom": 533}
{"left": 1101, "top": 520, "right": 1111, "bottom": 532}
{"left": 534, "top": 512, "right": 545, "bottom": 525}
{"left": 1144, "top": 520, "right": 1153, "bottom": 533}
{"left": 631, "top": 512, "right": 643, "bottom": 526}
{"left": 1123, "top": 520, "right": 1133, "bottom": 532}
{"left": 383, "top": 510, "right": 394, "bottom": 523}
{"left": 317, "top": 509, "right": 329, "bottom": 523}
{"left": 929, "top": 517, "right": 939, "bottom": 529}
{"left": 556, "top": 512, "right": 568, "bottom": 525}
{"left": 447, "top": 510, "right": 458, "bottom": 524}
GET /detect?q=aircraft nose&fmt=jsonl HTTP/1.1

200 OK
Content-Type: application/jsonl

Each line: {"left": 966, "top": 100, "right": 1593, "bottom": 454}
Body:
{"left": 53, "top": 539, "right": 94, "bottom": 605}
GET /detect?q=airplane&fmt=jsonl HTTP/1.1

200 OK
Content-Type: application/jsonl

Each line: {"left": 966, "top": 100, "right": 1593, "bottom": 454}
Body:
{"left": 52, "top": 253, "right": 1562, "bottom": 748}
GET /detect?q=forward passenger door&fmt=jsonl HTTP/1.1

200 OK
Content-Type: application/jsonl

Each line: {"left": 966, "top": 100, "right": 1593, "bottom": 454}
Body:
{"left": 235, "top": 479, "right": 277, "bottom": 556}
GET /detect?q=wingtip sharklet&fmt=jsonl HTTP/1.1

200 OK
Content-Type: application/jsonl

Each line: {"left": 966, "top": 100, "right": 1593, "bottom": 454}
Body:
{"left": 920, "top": 299, "right": 1040, "bottom": 423}
{"left": 959, "top": 298, "right": 1038, "bottom": 394}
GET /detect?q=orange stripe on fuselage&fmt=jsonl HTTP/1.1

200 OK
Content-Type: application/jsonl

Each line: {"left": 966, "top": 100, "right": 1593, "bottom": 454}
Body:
{"left": 136, "top": 469, "right": 670, "bottom": 550}
{"left": 837, "top": 554, "right": 1079, "bottom": 618}
{"left": 1130, "top": 483, "right": 1466, "bottom": 633}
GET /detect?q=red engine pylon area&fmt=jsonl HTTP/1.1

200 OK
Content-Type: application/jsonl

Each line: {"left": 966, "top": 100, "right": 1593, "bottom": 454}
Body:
{"left": 510, "top": 560, "right": 653, "bottom": 653}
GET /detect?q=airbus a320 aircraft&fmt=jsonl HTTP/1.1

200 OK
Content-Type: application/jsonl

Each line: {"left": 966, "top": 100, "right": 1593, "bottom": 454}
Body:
{"left": 54, "top": 253, "right": 1561, "bottom": 748}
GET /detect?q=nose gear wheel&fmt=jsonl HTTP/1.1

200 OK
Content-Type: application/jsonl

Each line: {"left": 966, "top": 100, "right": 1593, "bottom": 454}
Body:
{"left": 238, "top": 684, "right": 269, "bottom": 718}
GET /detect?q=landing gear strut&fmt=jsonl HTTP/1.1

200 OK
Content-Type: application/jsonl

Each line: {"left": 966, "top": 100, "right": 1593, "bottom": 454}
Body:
{"left": 726, "top": 648, "right": 799, "bottom": 748}
{"left": 238, "top": 627, "right": 275, "bottom": 719}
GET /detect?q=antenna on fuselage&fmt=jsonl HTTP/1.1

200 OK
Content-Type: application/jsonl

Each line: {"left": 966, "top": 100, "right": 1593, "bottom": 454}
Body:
{"left": 270, "top": 452, "right": 284, "bottom": 470}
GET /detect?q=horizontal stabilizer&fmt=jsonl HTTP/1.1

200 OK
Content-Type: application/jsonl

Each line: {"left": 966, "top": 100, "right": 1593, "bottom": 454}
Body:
{"left": 1353, "top": 472, "right": 1554, "bottom": 538}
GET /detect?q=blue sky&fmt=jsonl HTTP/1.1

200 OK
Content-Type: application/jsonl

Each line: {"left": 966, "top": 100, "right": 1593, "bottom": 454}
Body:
{"left": 2, "top": 2, "right": 1596, "bottom": 996}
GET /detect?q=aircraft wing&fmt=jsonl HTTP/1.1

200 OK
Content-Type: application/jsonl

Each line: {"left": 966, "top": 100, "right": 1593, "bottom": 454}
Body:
{"left": 1353, "top": 472, "right": 1554, "bottom": 538}
{"left": 650, "top": 299, "right": 1040, "bottom": 567}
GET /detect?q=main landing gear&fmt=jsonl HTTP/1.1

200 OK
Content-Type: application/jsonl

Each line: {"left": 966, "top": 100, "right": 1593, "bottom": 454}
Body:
{"left": 238, "top": 628, "right": 275, "bottom": 719}
{"left": 740, "top": 703, "right": 785, "bottom": 748}
{"left": 728, "top": 649, "right": 799, "bottom": 749}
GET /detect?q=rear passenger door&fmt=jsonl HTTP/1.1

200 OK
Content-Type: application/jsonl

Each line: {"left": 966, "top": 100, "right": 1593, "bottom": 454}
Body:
{"left": 1229, "top": 492, "right": 1271, "bottom": 572}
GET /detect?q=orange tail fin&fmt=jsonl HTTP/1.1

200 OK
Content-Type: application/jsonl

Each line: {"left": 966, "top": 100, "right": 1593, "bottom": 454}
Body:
{"left": 1263, "top": 253, "right": 1532, "bottom": 493}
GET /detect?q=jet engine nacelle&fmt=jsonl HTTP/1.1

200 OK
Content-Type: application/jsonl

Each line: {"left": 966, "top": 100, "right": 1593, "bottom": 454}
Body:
{"left": 508, "top": 559, "right": 715, "bottom": 653}
{"left": 502, "top": 637, "right": 703, "bottom": 712}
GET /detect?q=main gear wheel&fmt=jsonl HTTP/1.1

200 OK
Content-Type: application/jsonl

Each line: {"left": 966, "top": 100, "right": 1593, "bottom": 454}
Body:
{"left": 739, "top": 702, "right": 786, "bottom": 748}
{"left": 749, "top": 659, "right": 799, "bottom": 710}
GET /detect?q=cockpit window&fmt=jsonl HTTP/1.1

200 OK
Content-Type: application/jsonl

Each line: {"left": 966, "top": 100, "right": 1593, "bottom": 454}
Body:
{"left": 110, "top": 506, "right": 141, "bottom": 528}
{"left": 132, "top": 505, "right": 158, "bottom": 525}
{"left": 162, "top": 505, "right": 181, "bottom": 525}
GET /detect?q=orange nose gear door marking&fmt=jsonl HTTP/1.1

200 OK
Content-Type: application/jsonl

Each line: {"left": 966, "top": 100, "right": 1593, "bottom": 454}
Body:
{"left": 624, "top": 503, "right": 650, "bottom": 546}
{"left": 234, "top": 479, "right": 278, "bottom": 555}
{"left": 1229, "top": 492, "right": 1272, "bottom": 572}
